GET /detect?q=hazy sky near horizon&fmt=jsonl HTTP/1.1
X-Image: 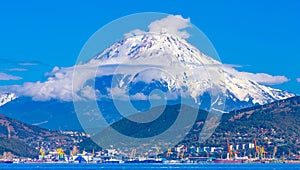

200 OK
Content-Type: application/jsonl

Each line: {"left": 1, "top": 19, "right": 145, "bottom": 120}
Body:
{"left": 0, "top": 0, "right": 299, "bottom": 94}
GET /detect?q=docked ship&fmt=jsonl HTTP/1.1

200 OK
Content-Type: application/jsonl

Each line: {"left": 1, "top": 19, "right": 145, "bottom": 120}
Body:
{"left": 124, "top": 158, "right": 163, "bottom": 163}
{"left": 213, "top": 158, "right": 243, "bottom": 163}
{"left": 212, "top": 139, "right": 247, "bottom": 163}
{"left": 0, "top": 159, "right": 13, "bottom": 164}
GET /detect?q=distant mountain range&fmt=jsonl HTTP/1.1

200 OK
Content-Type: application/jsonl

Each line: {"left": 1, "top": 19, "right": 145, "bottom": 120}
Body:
{"left": 0, "top": 93, "right": 16, "bottom": 107}
{"left": 0, "top": 97, "right": 141, "bottom": 131}
{"left": 0, "top": 97, "right": 81, "bottom": 131}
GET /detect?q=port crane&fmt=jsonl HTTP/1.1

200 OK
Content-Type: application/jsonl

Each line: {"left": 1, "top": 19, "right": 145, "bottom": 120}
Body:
{"left": 155, "top": 147, "right": 160, "bottom": 159}
{"left": 56, "top": 148, "right": 65, "bottom": 160}
{"left": 166, "top": 148, "right": 172, "bottom": 158}
{"left": 71, "top": 146, "right": 78, "bottom": 157}
{"left": 130, "top": 149, "right": 136, "bottom": 160}
{"left": 82, "top": 148, "right": 87, "bottom": 156}
{"left": 39, "top": 147, "right": 45, "bottom": 159}
{"left": 254, "top": 139, "right": 267, "bottom": 159}
{"left": 179, "top": 145, "right": 187, "bottom": 159}
{"left": 227, "top": 139, "right": 239, "bottom": 158}
{"left": 273, "top": 146, "right": 277, "bottom": 159}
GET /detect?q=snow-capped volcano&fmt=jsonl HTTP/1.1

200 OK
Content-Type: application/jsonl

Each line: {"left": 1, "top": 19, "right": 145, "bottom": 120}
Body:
{"left": 79, "top": 32, "right": 294, "bottom": 110}
{"left": 0, "top": 25, "right": 294, "bottom": 132}
{"left": 0, "top": 93, "right": 17, "bottom": 107}
{"left": 8, "top": 31, "right": 292, "bottom": 112}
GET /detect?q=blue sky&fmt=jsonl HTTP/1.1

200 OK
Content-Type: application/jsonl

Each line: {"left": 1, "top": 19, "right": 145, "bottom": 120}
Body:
{"left": 0, "top": 0, "right": 299, "bottom": 94}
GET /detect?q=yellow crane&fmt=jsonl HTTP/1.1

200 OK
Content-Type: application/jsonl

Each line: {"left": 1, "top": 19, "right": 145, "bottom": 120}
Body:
{"left": 155, "top": 147, "right": 160, "bottom": 159}
{"left": 166, "top": 148, "right": 172, "bottom": 158}
{"left": 40, "top": 147, "right": 45, "bottom": 159}
{"left": 130, "top": 149, "right": 136, "bottom": 160}
{"left": 71, "top": 146, "right": 78, "bottom": 157}
{"left": 254, "top": 139, "right": 267, "bottom": 159}
{"left": 92, "top": 148, "right": 95, "bottom": 157}
{"left": 260, "top": 147, "right": 267, "bottom": 159}
{"left": 56, "top": 148, "right": 64, "bottom": 155}
{"left": 56, "top": 148, "right": 65, "bottom": 160}
{"left": 254, "top": 139, "right": 259, "bottom": 159}
{"left": 82, "top": 148, "right": 87, "bottom": 156}
{"left": 273, "top": 146, "right": 277, "bottom": 159}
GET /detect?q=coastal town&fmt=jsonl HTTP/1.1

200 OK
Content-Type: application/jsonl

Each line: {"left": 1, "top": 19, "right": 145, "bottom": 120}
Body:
{"left": 1, "top": 130, "right": 300, "bottom": 164}
{"left": 0, "top": 97, "right": 299, "bottom": 165}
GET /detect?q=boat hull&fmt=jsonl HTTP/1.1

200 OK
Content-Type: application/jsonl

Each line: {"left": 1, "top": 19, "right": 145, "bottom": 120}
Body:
{"left": 213, "top": 159, "right": 243, "bottom": 163}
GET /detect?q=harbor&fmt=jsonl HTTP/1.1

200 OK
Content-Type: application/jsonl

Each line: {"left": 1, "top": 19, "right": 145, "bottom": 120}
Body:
{"left": 1, "top": 138, "right": 299, "bottom": 164}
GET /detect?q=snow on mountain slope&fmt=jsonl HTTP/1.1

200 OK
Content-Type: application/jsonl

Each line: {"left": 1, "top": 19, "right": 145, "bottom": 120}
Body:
{"left": 0, "top": 93, "right": 17, "bottom": 107}
{"left": 84, "top": 33, "right": 294, "bottom": 107}
{"left": 9, "top": 32, "right": 292, "bottom": 111}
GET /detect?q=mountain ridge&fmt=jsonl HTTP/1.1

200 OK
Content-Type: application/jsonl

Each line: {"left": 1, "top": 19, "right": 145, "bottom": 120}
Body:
{"left": 92, "top": 95, "right": 300, "bottom": 155}
{"left": 87, "top": 33, "right": 294, "bottom": 108}
{"left": 0, "top": 93, "right": 16, "bottom": 107}
{"left": 0, "top": 113, "right": 65, "bottom": 158}
{"left": 0, "top": 33, "right": 294, "bottom": 130}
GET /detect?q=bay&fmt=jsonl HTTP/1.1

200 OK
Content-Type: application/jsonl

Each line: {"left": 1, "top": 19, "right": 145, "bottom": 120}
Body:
{"left": 0, "top": 163, "right": 299, "bottom": 170}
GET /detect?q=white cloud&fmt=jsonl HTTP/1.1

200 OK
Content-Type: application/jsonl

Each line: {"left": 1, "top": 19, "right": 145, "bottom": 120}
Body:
{"left": 11, "top": 64, "right": 123, "bottom": 101}
{"left": 79, "top": 85, "right": 99, "bottom": 100}
{"left": 5, "top": 15, "right": 290, "bottom": 101}
{"left": 7, "top": 63, "right": 289, "bottom": 101}
{"left": 201, "top": 64, "right": 289, "bottom": 85}
{"left": 124, "top": 29, "right": 147, "bottom": 38}
{"left": 9, "top": 68, "right": 28, "bottom": 71}
{"left": 129, "top": 93, "right": 148, "bottom": 100}
{"left": 125, "top": 15, "right": 191, "bottom": 39}
{"left": 148, "top": 15, "right": 191, "bottom": 39}
{"left": 0, "top": 72, "right": 22, "bottom": 80}
{"left": 224, "top": 66, "right": 289, "bottom": 85}
{"left": 18, "top": 62, "right": 39, "bottom": 66}
{"left": 11, "top": 67, "right": 74, "bottom": 101}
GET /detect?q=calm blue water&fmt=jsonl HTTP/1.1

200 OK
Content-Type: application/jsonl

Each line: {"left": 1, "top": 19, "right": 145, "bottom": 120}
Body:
{"left": 0, "top": 163, "right": 299, "bottom": 170}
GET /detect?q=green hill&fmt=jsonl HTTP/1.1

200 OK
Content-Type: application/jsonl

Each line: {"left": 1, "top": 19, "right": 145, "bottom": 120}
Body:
{"left": 196, "top": 96, "right": 300, "bottom": 155}
{"left": 91, "top": 96, "right": 300, "bottom": 155}
{"left": 0, "top": 114, "right": 72, "bottom": 158}
{"left": 2, "top": 96, "right": 299, "bottom": 157}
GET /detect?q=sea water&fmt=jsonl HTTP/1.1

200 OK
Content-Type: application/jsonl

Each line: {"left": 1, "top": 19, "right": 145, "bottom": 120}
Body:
{"left": 0, "top": 163, "right": 299, "bottom": 170}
